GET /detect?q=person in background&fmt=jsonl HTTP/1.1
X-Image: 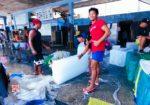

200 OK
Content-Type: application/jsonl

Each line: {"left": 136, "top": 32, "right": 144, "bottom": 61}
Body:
{"left": 137, "top": 19, "right": 150, "bottom": 53}
{"left": 23, "top": 26, "right": 31, "bottom": 63}
{"left": 29, "top": 19, "right": 50, "bottom": 75}
{"left": 13, "top": 31, "right": 21, "bottom": 42}
{"left": 12, "top": 30, "right": 22, "bottom": 62}
{"left": 74, "top": 30, "right": 81, "bottom": 48}
{"left": 79, "top": 8, "right": 110, "bottom": 93}
{"left": 77, "top": 32, "right": 91, "bottom": 74}
{"left": 0, "top": 30, "right": 7, "bottom": 55}
{"left": 24, "top": 26, "right": 29, "bottom": 42}
{"left": 0, "top": 29, "right": 6, "bottom": 43}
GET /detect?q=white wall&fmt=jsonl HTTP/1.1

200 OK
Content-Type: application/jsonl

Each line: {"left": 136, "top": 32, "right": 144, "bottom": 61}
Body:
{"left": 139, "top": 1, "right": 150, "bottom": 11}
{"left": 74, "top": 0, "right": 150, "bottom": 18}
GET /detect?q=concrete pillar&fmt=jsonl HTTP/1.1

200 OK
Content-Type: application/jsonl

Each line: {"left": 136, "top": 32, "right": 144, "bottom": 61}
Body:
{"left": 68, "top": 0, "right": 74, "bottom": 49}
{"left": 12, "top": 15, "right": 17, "bottom": 29}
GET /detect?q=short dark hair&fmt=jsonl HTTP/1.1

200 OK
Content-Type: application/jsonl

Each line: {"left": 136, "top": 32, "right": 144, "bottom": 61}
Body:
{"left": 89, "top": 8, "right": 99, "bottom": 15}
{"left": 141, "top": 18, "right": 148, "bottom": 24}
{"left": 24, "top": 26, "right": 28, "bottom": 30}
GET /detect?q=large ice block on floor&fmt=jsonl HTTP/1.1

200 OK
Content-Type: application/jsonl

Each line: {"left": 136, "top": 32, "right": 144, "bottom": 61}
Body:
{"left": 51, "top": 54, "right": 89, "bottom": 84}
{"left": 109, "top": 48, "right": 133, "bottom": 67}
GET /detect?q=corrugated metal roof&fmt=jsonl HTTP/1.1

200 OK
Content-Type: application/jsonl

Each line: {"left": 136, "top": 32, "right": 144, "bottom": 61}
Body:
{"left": 0, "top": 0, "right": 120, "bottom": 15}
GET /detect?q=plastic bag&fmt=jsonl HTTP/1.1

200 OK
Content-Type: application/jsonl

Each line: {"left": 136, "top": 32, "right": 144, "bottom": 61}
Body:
{"left": 11, "top": 75, "right": 53, "bottom": 101}
{"left": 16, "top": 87, "right": 46, "bottom": 101}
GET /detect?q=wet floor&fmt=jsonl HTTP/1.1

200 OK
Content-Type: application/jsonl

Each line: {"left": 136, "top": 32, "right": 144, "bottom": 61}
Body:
{"left": 56, "top": 65, "right": 135, "bottom": 105}
{"left": 0, "top": 51, "right": 135, "bottom": 105}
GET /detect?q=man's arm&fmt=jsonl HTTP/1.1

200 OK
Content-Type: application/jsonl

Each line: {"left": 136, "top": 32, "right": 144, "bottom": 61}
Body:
{"left": 28, "top": 30, "right": 37, "bottom": 55}
{"left": 78, "top": 41, "right": 90, "bottom": 59}
{"left": 42, "top": 42, "right": 50, "bottom": 51}
{"left": 93, "top": 25, "right": 110, "bottom": 46}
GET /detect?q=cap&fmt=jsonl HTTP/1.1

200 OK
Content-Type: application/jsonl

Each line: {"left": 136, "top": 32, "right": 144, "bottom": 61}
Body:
{"left": 32, "top": 19, "right": 41, "bottom": 25}
{"left": 75, "top": 31, "right": 80, "bottom": 36}
{"left": 77, "top": 32, "right": 88, "bottom": 39}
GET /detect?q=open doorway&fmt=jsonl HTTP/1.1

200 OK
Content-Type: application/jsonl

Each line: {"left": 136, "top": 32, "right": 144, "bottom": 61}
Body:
{"left": 117, "top": 20, "right": 133, "bottom": 47}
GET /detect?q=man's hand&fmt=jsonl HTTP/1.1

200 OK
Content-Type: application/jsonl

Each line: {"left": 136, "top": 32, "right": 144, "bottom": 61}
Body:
{"left": 32, "top": 50, "right": 37, "bottom": 55}
{"left": 45, "top": 46, "right": 51, "bottom": 51}
{"left": 78, "top": 54, "right": 83, "bottom": 59}
{"left": 93, "top": 40, "right": 100, "bottom": 47}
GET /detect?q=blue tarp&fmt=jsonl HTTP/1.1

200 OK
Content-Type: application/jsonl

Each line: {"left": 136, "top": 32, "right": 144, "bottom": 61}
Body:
{"left": 136, "top": 69, "right": 150, "bottom": 105}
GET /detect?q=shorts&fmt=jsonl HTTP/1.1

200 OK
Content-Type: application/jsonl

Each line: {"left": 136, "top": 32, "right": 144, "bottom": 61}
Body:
{"left": 33, "top": 53, "right": 44, "bottom": 65}
{"left": 91, "top": 51, "right": 104, "bottom": 62}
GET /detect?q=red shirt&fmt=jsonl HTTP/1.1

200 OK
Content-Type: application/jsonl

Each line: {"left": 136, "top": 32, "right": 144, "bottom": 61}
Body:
{"left": 89, "top": 19, "right": 106, "bottom": 52}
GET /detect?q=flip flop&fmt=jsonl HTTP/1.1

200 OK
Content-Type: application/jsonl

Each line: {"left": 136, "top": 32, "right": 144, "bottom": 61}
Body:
{"left": 83, "top": 87, "right": 96, "bottom": 93}
{"left": 88, "top": 80, "right": 99, "bottom": 86}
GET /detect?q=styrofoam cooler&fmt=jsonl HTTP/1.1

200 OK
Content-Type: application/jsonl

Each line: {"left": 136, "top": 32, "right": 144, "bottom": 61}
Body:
{"left": 51, "top": 43, "right": 89, "bottom": 84}
{"left": 52, "top": 54, "right": 89, "bottom": 84}
{"left": 109, "top": 48, "right": 133, "bottom": 67}
{"left": 126, "top": 42, "right": 138, "bottom": 51}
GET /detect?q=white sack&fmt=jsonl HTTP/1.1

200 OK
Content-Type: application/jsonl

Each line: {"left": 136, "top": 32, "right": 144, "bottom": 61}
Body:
{"left": 16, "top": 87, "right": 46, "bottom": 101}
{"left": 13, "top": 75, "right": 53, "bottom": 101}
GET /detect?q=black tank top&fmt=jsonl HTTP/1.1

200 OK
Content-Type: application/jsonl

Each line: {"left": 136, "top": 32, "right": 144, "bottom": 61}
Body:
{"left": 32, "top": 28, "right": 42, "bottom": 54}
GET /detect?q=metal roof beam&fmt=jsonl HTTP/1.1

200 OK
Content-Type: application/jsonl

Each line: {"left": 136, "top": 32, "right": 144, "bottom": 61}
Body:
{"left": 139, "top": 0, "right": 150, "bottom": 5}
{"left": 12, "top": 0, "right": 81, "bottom": 15}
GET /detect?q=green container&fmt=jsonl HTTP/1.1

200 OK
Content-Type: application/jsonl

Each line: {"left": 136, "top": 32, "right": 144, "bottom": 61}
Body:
{"left": 126, "top": 60, "right": 139, "bottom": 82}
{"left": 125, "top": 52, "right": 140, "bottom": 83}
{"left": 140, "top": 53, "right": 150, "bottom": 60}
{"left": 44, "top": 55, "right": 53, "bottom": 65}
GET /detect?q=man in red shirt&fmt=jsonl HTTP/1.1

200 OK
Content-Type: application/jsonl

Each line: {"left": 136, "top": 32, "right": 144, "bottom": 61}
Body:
{"left": 81, "top": 8, "right": 110, "bottom": 93}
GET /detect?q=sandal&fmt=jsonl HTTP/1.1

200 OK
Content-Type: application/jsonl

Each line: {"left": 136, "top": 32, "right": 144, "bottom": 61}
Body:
{"left": 88, "top": 80, "right": 99, "bottom": 86}
{"left": 83, "top": 87, "right": 96, "bottom": 93}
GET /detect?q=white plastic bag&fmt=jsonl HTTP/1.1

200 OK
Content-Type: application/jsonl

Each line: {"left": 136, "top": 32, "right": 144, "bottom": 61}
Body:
{"left": 52, "top": 51, "right": 70, "bottom": 60}
{"left": 16, "top": 87, "right": 46, "bottom": 101}
{"left": 12, "top": 75, "right": 53, "bottom": 101}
